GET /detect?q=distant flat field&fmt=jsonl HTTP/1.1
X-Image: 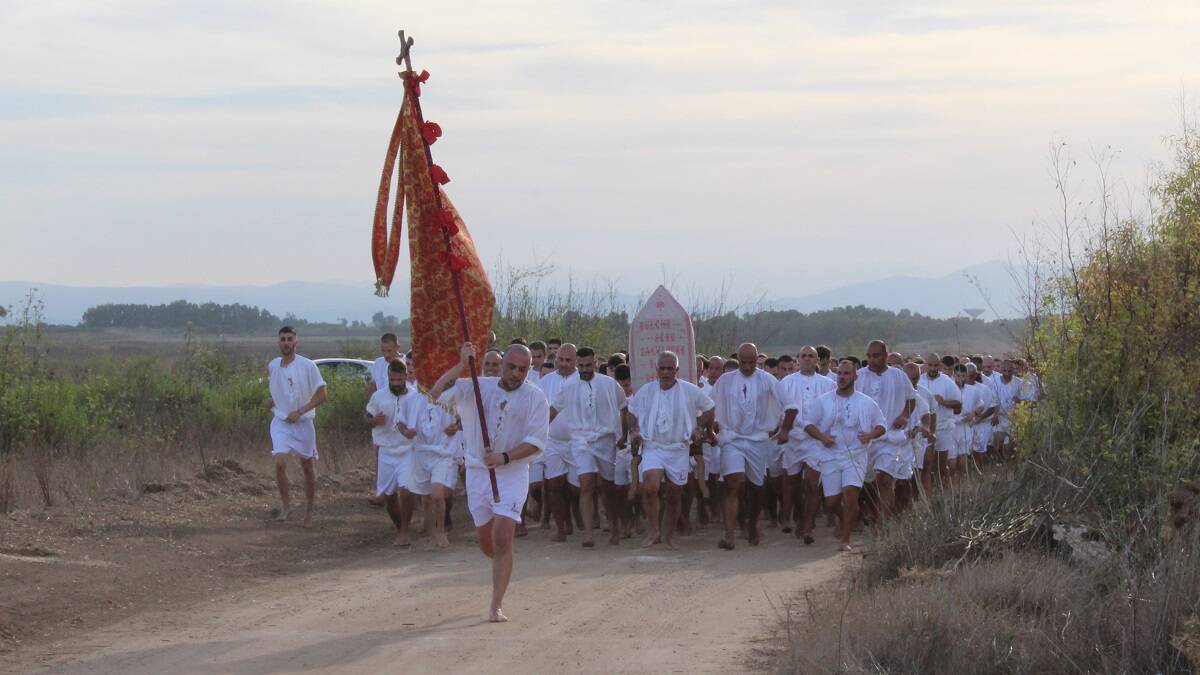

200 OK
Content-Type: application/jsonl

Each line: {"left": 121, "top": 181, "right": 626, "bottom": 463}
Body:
{"left": 43, "top": 328, "right": 1020, "bottom": 367}
{"left": 42, "top": 329, "right": 397, "bottom": 365}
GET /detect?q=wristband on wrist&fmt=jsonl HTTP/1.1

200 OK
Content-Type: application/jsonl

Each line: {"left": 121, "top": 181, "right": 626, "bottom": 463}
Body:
{"left": 502, "top": 452, "right": 510, "bottom": 465}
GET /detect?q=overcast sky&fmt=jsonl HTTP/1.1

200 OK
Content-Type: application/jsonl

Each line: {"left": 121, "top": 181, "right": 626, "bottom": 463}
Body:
{"left": 3, "top": 1, "right": 1198, "bottom": 299}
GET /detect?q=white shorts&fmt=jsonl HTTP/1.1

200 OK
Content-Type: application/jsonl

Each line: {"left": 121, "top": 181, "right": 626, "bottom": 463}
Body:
{"left": 640, "top": 445, "right": 690, "bottom": 487}
{"left": 701, "top": 443, "right": 722, "bottom": 477}
{"left": 270, "top": 417, "right": 318, "bottom": 460}
{"left": 528, "top": 458, "right": 545, "bottom": 483}
{"left": 784, "top": 442, "right": 822, "bottom": 477}
{"left": 376, "top": 447, "right": 412, "bottom": 496}
{"left": 613, "top": 448, "right": 633, "bottom": 486}
{"left": 466, "top": 466, "right": 528, "bottom": 527}
{"left": 719, "top": 437, "right": 771, "bottom": 487}
{"left": 932, "top": 425, "right": 957, "bottom": 454}
{"left": 542, "top": 438, "right": 576, "bottom": 484}
{"left": 567, "top": 435, "right": 616, "bottom": 487}
{"left": 992, "top": 416, "right": 1012, "bottom": 438}
{"left": 766, "top": 442, "right": 786, "bottom": 478}
{"left": 948, "top": 425, "right": 970, "bottom": 460}
{"left": 408, "top": 449, "right": 458, "bottom": 495}
{"left": 869, "top": 439, "right": 908, "bottom": 480}
{"left": 970, "top": 424, "right": 991, "bottom": 454}
{"left": 819, "top": 452, "right": 869, "bottom": 497}
{"left": 911, "top": 437, "right": 927, "bottom": 470}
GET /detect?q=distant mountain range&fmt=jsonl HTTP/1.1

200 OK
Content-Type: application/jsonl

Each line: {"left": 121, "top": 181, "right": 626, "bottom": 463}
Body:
{"left": 1, "top": 260, "right": 1028, "bottom": 326}
{"left": 768, "top": 260, "right": 1027, "bottom": 319}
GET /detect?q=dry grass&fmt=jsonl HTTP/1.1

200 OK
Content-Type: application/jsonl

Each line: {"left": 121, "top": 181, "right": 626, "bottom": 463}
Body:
{"left": 777, "top": 471, "right": 1200, "bottom": 674}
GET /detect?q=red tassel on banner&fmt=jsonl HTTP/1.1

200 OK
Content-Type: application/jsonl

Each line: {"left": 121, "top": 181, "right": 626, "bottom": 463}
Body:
{"left": 422, "top": 121, "right": 442, "bottom": 145}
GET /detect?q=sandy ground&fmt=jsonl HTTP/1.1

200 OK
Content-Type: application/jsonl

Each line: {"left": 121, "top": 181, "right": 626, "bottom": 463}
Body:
{"left": 7, "top": 477, "right": 846, "bottom": 674}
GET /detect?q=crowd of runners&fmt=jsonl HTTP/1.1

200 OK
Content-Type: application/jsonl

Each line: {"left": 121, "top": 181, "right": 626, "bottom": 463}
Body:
{"left": 263, "top": 327, "right": 1040, "bottom": 621}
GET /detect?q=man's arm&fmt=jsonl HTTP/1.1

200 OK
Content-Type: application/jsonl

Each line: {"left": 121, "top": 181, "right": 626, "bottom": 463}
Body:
{"left": 776, "top": 409, "right": 799, "bottom": 444}
{"left": 286, "top": 385, "right": 327, "bottom": 423}
{"left": 893, "top": 397, "right": 915, "bottom": 429}
{"left": 483, "top": 441, "right": 540, "bottom": 468}
{"left": 429, "top": 343, "right": 475, "bottom": 399}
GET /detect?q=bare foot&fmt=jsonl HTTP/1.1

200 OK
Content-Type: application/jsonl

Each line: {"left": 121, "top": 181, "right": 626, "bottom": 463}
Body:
{"left": 640, "top": 531, "right": 660, "bottom": 548}
{"left": 581, "top": 540, "right": 595, "bottom": 549}
{"left": 432, "top": 533, "right": 450, "bottom": 549}
{"left": 663, "top": 539, "right": 679, "bottom": 550}
{"left": 393, "top": 533, "right": 411, "bottom": 548}
{"left": 718, "top": 539, "right": 734, "bottom": 550}
{"left": 748, "top": 527, "right": 760, "bottom": 546}
{"left": 301, "top": 512, "right": 313, "bottom": 529}
{"left": 839, "top": 542, "right": 853, "bottom": 552}
{"left": 516, "top": 523, "right": 528, "bottom": 538}
{"left": 551, "top": 531, "right": 567, "bottom": 543}
{"left": 274, "top": 505, "right": 291, "bottom": 522}
{"left": 488, "top": 607, "right": 508, "bottom": 623}
{"left": 608, "top": 532, "right": 621, "bottom": 546}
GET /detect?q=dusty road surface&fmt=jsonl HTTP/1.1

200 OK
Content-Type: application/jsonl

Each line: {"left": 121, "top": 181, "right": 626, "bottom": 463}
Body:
{"left": 21, "top": 522, "right": 844, "bottom": 674}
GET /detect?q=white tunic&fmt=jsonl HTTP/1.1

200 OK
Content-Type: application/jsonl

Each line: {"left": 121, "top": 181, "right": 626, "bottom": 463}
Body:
{"left": 776, "top": 372, "right": 836, "bottom": 449}
{"left": 804, "top": 390, "right": 887, "bottom": 459}
{"left": 366, "top": 387, "right": 427, "bottom": 454}
{"left": 536, "top": 370, "right": 577, "bottom": 442}
{"left": 711, "top": 368, "right": 781, "bottom": 442}
{"left": 628, "top": 379, "right": 715, "bottom": 451}
{"left": 855, "top": 366, "right": 916, "bottom": 425}
{"left": 446, "top": 377, "right": 548, "bottom": 472}
{"left": 994, "top": 376, "right": 1024, "bottom": 416}
{"left": 415, "top": 393, "right": 460, "bottom": 456}
{"left": 267, "top": 356, "right": 325, "bottom": 421}
{"left": 551, "top": 373, "right": 627, "bottom": 441}
{"left": 919, "top": 373, "right": 961, "bottom": 431}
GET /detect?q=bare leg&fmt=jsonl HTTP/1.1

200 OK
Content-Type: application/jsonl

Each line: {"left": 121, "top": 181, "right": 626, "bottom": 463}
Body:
{"left": 838, "top": 486, "right": 861, "bottom": 549}
{"left": 873, "top": 472, "right": 895, "bottom": 525}
{"left": 745, "top": 482, "right": 763, "bottom": 545}
{"left": 273, "top": 455, "right": 291, "bottom": 520}
{"left": 778, "top": 475, "right": 793, "bottom": 533}
{"left": 662, "top": 481, "right": 682, "bottom": 550}
{"left": 299, "top": 457, "right": 316, "bottom": 527}
{"left": 601, "top": 477, "right": 621, "bottom": 545}
{"left": 489, "top": 516, "right": 517, "bottom": 622}
{"left": 547, "top": 475, "right": 569, "bottom": 541}
{"left": 477, "top": 519, "right": 495, "bottom": 559}
{"left": 640, "top": 471, "right": 664, "bottom": 547}
{"left": 429, "top": 485, "right": 450, "bottom": 548}
{"left": 579, "top": 473, "right": 597, "bottom": 547}
{"left": 720, "top": 473, "right": 744, "bottom": 549}
{"left": 385, "top": 493, "right": 409, "bottom": 546}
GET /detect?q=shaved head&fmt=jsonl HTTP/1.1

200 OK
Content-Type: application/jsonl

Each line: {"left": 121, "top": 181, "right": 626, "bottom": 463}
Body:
{"left": 736, "top": 342, "right": 759, "bottom": 375}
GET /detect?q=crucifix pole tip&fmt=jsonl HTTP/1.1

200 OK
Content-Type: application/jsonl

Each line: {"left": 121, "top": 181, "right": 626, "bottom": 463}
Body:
{"left": 396, "top": 30, "right": 414, "bottom": 68}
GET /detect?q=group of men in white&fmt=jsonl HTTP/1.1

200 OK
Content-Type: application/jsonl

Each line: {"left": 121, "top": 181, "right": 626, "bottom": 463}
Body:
{"left": 264, "top": 325, "right": 1038, "bottom": 622}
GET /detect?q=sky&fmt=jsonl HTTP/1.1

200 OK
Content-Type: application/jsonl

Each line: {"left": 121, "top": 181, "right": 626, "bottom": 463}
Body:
{"left": 3, "top": 1, "right": 1198, "bottom": 301}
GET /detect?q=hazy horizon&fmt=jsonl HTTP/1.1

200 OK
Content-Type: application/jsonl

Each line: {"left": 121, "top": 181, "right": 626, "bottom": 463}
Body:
{"left": 4, "top": 2, "right": 1198, "bottom": 298}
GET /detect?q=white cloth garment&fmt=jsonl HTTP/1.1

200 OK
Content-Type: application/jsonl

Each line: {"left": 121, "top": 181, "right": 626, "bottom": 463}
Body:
{"left": 536, "top": 370, "right": 577, "bottom": 442}
{"left": 629, "top": 379, "right": 714, "bottom": 486}
{"left": 776, "top": 372, "right": 837, "bottom": 474}
{"left": 919, "top": 373, "right": 961, "bottom": 432}
{"left": 267, "top": 355, "right": 325, "bottom": 421}
{"left": 446, "top": 377, "right": 548, "bottom": 473}
{"left": 365, "top": 387, "right": 426, "bottom": 454}
{"left": 711, "top": 368, "right": 781, "bottom": 443}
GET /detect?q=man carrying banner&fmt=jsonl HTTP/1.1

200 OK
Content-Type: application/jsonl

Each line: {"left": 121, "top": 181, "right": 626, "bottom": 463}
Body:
{"left": 431, "top": 342, "right": 548, "bottom": 622}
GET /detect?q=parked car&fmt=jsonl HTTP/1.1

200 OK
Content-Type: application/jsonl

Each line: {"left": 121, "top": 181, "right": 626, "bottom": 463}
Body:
{"left": 313, "top": 358, "right": 373, "bottom": 384}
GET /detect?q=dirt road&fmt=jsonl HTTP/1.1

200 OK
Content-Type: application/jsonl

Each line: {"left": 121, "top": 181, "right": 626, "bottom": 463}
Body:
{"left": 24, "top": 523, "right": 844, "bottom": 674}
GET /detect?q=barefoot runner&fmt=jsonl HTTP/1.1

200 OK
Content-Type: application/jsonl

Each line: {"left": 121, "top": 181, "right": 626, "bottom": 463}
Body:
{"left": 430, "top": 342, "right": 548, "bottom": 622}
{"left": 626, "top": 351, "right": 715, "bottom": 550}
{"left": 366, "top": 359, "right": 424, "bottom": 546}
{"left": 265, "top": 326, "right": 327, "bottom": 528}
